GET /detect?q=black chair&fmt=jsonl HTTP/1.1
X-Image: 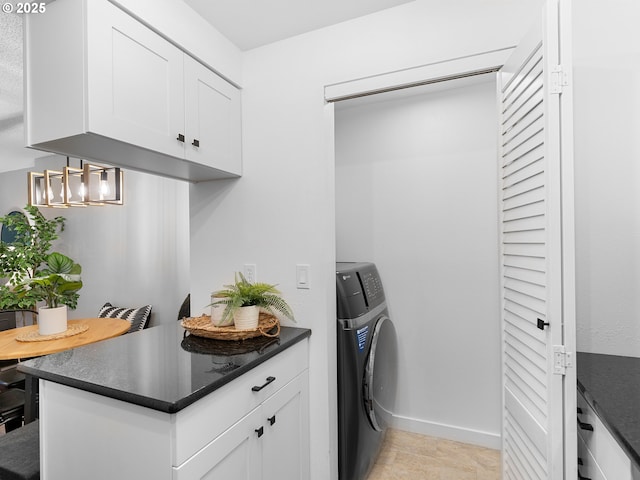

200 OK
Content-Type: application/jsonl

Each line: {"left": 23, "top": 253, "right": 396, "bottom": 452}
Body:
{"left": 0, "top": 310, "right": 27, "bottom": 395}
{"left": 0, "top": 389, "right": 25, "bottom": 433}
{"left": 0, "top": 419, "right": 40, "bottom": 480}
{"left": 178, "top": 293, "right": 190, "bottom": 320}
{"left": 0, "top": 310, "right": 31, "bottom": 430}
{"left": 0, "top": 368, "right": 26, "bottom": 392}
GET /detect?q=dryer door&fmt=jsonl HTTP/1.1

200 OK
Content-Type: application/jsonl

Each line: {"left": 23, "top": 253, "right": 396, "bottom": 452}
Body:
{"left": 363, "top": 315, "right": 397, "bottom": 431}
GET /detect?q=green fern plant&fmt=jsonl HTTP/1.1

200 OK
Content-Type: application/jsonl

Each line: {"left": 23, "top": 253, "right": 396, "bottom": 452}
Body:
{"left": 210, "top": 272, "right": 295, "bottom": 325}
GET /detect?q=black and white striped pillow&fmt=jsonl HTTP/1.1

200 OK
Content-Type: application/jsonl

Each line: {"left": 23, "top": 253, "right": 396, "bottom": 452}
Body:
{"left": 98, "top": 303, "right": 152, "bottom": 333}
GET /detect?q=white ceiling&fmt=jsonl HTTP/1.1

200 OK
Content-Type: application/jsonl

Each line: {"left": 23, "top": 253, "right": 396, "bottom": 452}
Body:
{"left": 183, "top": 0, "right": 415, "bottom": 51}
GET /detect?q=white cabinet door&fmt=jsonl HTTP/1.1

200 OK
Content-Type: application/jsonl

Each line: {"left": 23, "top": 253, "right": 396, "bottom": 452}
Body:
{"left": 184, "top": 56, "right": 242, "bottom": 175}
{"left": 498, "top": 0, "right": 576, "bottom": 478}
{"left": 25, "top": 0, "right": 242, "bottom": 181}
{"left": 261, "top": 372, "right": 310, "bottom": 480}
{"left": 173, "top": 407, "right": 262, "bottom": 480}
{"left": 87, "top": 0, "right": 185, "bottom": 159}
{"left": 174, "top": 372, "right": 310, "bottom": 480}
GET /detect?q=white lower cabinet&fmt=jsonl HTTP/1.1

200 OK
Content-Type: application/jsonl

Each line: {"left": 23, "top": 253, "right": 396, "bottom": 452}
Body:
{"left": 174, "top": 408, "right": 262, "bottom": 480}
{"left": 262, "top": 371, "right": 310, "bottom": 479}
{"left": 577, "top": 389, "right": 640, "bottom": 480}
{"left": 39, "top": 340, "right": 309, "bottom": 480}
{"left": 174, "top": 371, "right": 309, "bottom": 480}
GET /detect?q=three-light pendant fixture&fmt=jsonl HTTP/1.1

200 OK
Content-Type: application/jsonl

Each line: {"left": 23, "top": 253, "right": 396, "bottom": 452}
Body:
{"left": 28, "top": 157, "right": 124, "bottom": 208}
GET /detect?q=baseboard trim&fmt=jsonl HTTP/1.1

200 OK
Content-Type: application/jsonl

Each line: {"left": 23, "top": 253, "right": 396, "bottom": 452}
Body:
{"left": 391, "top": 414, "right": 502, "bottom": 450}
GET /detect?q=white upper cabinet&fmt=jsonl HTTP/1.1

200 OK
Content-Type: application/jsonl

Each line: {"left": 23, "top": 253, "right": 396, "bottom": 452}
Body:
{"left": 87, "top": 0, "right": 185, "bottom": 161}
{"left": 25, "top": 0, "right": 241, "bottom": 182}
{"left": 184, "top": 56, "right": 241, "bottom": 173}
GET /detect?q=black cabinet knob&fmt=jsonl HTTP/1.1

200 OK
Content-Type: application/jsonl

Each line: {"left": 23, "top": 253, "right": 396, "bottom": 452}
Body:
{"left": 192, "top": 138, "right": 200, "bottom": 147}
{"left": 255, "top": 426, "right": 264, "bottom": 438}
{"left": 537, "top": 318, "right": 550, "bottom": 330}
{"left": 176, "top": 133, "right": 185, "bottom": 142}
{"left": 268, "top": 415, "right": 276, "bottom": 426}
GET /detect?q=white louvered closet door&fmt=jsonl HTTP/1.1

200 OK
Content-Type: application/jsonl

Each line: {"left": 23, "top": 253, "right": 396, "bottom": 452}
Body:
{"left": 498, "top": 0, "right": 576, "bottom": 479}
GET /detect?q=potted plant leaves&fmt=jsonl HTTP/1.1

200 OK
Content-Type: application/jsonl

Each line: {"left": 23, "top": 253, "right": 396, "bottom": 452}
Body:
{"left": 0, "top": 205, "right": 66, "bottom": 326}
{"left": 210, "top": 272, "right": 294, "bottom": 330}
{"left": 16, "top": 252, "right": 83, "bottom": 335}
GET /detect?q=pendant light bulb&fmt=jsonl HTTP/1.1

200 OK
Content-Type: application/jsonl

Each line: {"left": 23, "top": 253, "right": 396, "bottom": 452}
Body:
{"left": 78, "top": 181, "right": 86, "bottom": 201}
{"left": 100, "top": 171, "right": 110, "bottom": 199}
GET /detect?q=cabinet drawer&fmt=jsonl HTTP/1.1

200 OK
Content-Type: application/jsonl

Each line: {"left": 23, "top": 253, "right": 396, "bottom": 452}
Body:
{"left": 577, "top": 390, "right": 633, "bottom": 480}
{"left": 173, "top": 340, "right": 308, "bottom": 465}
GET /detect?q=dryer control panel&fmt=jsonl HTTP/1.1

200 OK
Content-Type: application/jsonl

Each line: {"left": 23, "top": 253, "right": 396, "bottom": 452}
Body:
{"left": 360, "top": 269, "right": 384, "bottom": 308}
{"left": 336, "top": 262, "right": 386, "bottom": 320}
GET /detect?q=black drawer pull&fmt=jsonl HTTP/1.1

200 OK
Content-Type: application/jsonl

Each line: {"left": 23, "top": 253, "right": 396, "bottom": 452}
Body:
{"left": 577, "top": 410, "right": 593, "bottom": 431}
{"left": 177, "top": 133, "right": 185, "bottom": 142}
{"left": 268, "top": 415, "right": 276, "bottom": 426}
{"left": 255, "top": 426, "right": 264, "bottom": 438}
{"left": 578, "top": 418, "right": 593, "bottom": 431}
{"left": 192, "top": 138, "right": 200, "bottom": 147}
{"left": 578, "top": 470, "right": 591, "bottom": 480}
{"left": 252, "top": 376, "right": 276, "bottom": 392}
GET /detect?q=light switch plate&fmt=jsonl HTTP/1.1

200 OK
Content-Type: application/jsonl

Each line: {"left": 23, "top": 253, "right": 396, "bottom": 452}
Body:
{"left": 296, "top": 264, "right": 310, "bottom": 289}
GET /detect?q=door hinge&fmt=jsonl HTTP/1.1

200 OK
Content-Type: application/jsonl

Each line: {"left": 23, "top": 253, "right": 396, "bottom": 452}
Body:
{"left": 553, "top": 345, "right": 573, "bottom": 375}
{"left": 550, "top": 65, "right": 568, "bottom": 94}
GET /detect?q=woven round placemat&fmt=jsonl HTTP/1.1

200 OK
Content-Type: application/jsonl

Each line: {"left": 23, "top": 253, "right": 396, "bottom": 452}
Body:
{"left": 16, "top": 323, "right": 89, "bottom": 342}
{"left": 181, "top": 313, "right": 280, "bottom": 341}
{"left": 181, "top": 332, "right": 280, "bottom": 355}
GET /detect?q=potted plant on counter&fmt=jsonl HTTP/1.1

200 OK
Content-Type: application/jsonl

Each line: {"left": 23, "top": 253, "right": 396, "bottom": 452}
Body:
{"left": 16, "top": 252, "right": 83, "bottom": 335}
{"left": 210, "top": 272, "right": 295, "bottom": 330}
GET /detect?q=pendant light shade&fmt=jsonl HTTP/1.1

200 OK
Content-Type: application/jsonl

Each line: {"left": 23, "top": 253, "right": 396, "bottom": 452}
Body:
{"left": 27, "top": 158, "right": 124, "bottom": 208}
{"left": 43, "top": 170, "right": 67, "bottom": 208}
{"left": 83, "top": 164, "right": 124, "bottom": 205}
{"left": 63, "top": 166, "right": 88, "bottom": 207}
{"left": 27, "top": 171, "right": 47, "bottom": 207}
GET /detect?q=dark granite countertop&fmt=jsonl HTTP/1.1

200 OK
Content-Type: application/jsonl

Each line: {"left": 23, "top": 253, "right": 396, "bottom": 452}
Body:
{"left": 19, "top": 322, "right": 311, "bottom": 414}
{"left": 577, "top": 352, "right": 640, "bottom": 469}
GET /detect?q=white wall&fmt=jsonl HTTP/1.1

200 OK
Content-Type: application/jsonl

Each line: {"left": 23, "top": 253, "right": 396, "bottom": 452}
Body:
{"left": 573, "top": 0, "right": 640, "bottom": 356}
{"left": 335, "top": 78, "right": 501, "bottom": 446}
{"left": 190, "top": 1, "right": 543, "bottom": 478}
{"left": 0, "top": 155, "right": 190, "bottom": 326}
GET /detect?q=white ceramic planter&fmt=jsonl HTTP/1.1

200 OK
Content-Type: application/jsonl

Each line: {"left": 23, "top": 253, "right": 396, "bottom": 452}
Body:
{"left": 38, "top": 305, "right": 68, "bottom": 335}
{"left": 211, "top": 303, "right": 234, "bottom": 327}
{"left": 233, "top": 305, "right": 259, "bottom": 330}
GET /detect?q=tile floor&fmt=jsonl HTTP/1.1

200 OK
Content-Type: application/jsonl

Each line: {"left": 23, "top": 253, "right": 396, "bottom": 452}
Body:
{"left": 368, "top": 429, "right": 501, "bottom": 480}
{"left": 0, "top": 424, "right": 501, "bottom": 479}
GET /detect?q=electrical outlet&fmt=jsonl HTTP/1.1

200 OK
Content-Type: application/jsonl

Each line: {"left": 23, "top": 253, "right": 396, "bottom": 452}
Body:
{"left": 243, "top": 264, "right": 257, "bottom": 283}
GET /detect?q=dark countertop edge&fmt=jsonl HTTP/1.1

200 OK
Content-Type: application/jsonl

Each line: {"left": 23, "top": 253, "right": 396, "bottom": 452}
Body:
{"left": 19, "top": 328, "right": 311, "bottom": 414}
{"left": 577, "top": 364, "right": 640, "bottom": 470}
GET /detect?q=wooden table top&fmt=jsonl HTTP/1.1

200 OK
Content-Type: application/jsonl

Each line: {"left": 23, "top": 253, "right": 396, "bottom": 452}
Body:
{"left": 0, "top": 318, "right": 130, "bottom": 360}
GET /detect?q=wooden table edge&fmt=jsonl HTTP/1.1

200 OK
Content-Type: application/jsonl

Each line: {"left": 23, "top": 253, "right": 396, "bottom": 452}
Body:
{"left": 0, "top": 318, "right": 130, "bottom": 360}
